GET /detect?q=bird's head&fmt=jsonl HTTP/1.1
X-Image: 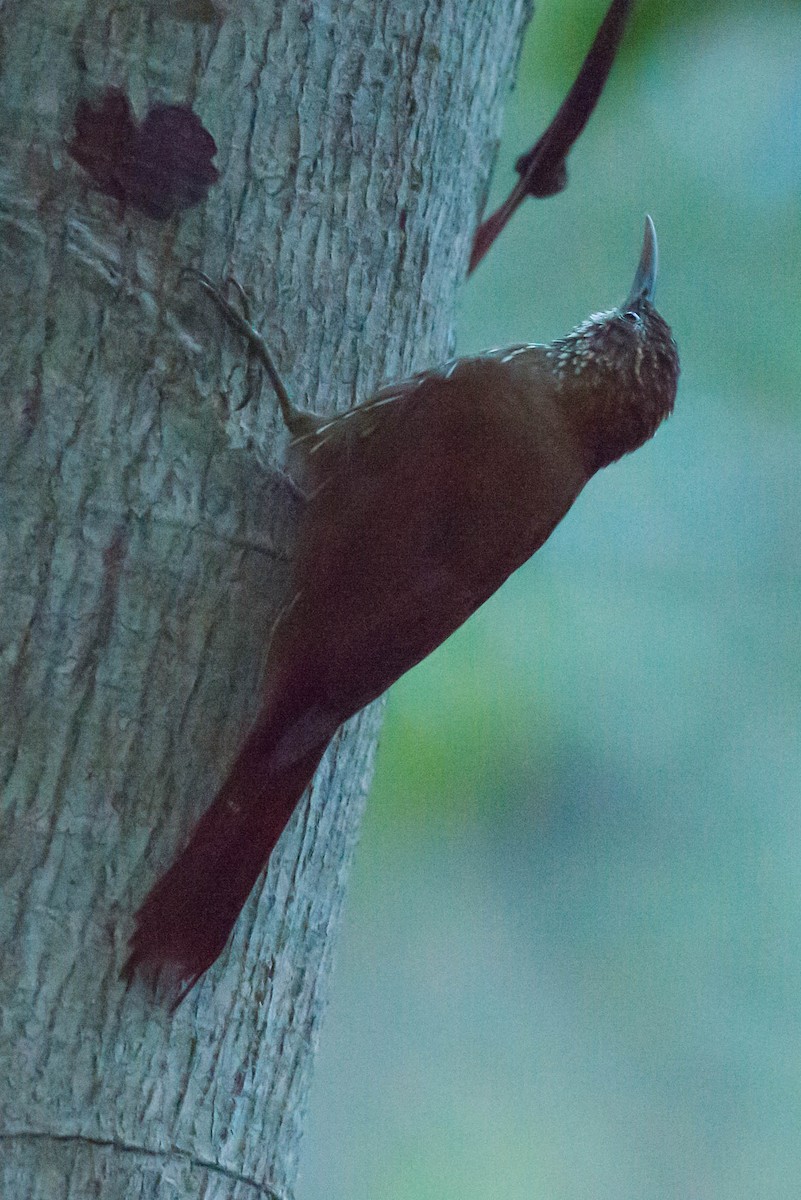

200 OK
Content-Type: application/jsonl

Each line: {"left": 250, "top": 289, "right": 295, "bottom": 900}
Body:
{"left": 549, "top": 216, "right": 680, "bottom": 470}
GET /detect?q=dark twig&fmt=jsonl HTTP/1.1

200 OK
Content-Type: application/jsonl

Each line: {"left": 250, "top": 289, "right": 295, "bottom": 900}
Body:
{"left": 469, "top": 0, "right": 634, "bottom": 274}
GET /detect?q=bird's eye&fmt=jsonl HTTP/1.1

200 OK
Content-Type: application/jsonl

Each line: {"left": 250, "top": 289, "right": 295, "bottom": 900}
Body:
{"left": 623, "top": 310, "right": 641, "bottom": 325}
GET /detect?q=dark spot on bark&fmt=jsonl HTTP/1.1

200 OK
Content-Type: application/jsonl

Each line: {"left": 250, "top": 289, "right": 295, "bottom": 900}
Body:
{"left": 170, "top": 0, "right": 220, "bottom": 21}
{"left": 69, "top": 87, "right": 219, "bottom": 220}
{"left": 68, "top": 88, "right": 136, "bottom": 210}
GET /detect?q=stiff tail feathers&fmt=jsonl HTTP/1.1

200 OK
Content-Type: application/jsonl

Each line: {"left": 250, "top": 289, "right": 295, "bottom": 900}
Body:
{"left": 122, "top": 713, "right": 331, "bottom": 1004}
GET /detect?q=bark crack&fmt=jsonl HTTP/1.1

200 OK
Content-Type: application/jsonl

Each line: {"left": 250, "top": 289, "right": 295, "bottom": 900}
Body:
{"left": 0, "top": 1130, "right": 292, "bottom": 1200}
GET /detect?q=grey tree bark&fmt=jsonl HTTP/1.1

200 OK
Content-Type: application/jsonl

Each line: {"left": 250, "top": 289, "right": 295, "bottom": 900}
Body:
{"left": 0, "top": 1, "right": 533, "bottom": 1196}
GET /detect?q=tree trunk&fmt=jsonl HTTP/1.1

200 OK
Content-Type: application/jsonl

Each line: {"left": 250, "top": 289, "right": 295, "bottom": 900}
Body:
{"left": 0, "top": 1, "right": 532, "bottom": 1195}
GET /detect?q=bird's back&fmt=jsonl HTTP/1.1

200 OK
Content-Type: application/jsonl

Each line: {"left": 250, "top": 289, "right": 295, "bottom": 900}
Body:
{"left": 266, "top": 350, "right": 591, "bottom": 720}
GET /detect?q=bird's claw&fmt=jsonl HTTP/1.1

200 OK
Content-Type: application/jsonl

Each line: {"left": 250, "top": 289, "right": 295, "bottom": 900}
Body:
{"left": 180, "top": 268, "right": 269, "bottom": 410}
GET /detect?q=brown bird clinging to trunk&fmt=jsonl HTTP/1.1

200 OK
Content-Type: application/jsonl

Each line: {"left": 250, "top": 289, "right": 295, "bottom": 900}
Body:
{"left": 124, "top": 216, "right": 679, "bottom": 998}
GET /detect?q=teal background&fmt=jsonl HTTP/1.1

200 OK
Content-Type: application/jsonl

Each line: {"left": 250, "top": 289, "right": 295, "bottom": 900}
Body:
{"left": 301, "top": 2, "right": 801, "bottom": 1197}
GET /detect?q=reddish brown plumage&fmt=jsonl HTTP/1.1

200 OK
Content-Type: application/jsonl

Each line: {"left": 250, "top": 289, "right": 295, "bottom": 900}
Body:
{"left": 124, "top": 221, "right": 679, "bottom": 996}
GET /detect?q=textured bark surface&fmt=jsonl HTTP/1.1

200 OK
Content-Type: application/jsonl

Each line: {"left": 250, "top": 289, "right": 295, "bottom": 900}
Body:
{"left": 0, "top": 0, "right": 532, "bottom": 1196}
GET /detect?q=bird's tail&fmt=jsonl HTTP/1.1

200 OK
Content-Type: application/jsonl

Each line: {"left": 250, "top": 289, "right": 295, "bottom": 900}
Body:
{"left": 123, "top": 710, "right": 332, "bottom": 1002}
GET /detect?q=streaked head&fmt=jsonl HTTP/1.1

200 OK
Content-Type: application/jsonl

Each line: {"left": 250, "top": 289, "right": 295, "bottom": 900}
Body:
{"left": 550, "top": 217, "right": 680, "bottom": 468}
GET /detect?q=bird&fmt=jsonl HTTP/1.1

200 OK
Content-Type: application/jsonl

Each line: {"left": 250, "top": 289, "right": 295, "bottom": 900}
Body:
{"left": 123, "top": 216, "right": 679, "bottom": 998}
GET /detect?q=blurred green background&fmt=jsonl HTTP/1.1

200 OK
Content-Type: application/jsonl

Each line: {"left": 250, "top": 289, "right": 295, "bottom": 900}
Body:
{"left": 301, "top": 2, "right": 801, "bottom": 1197}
